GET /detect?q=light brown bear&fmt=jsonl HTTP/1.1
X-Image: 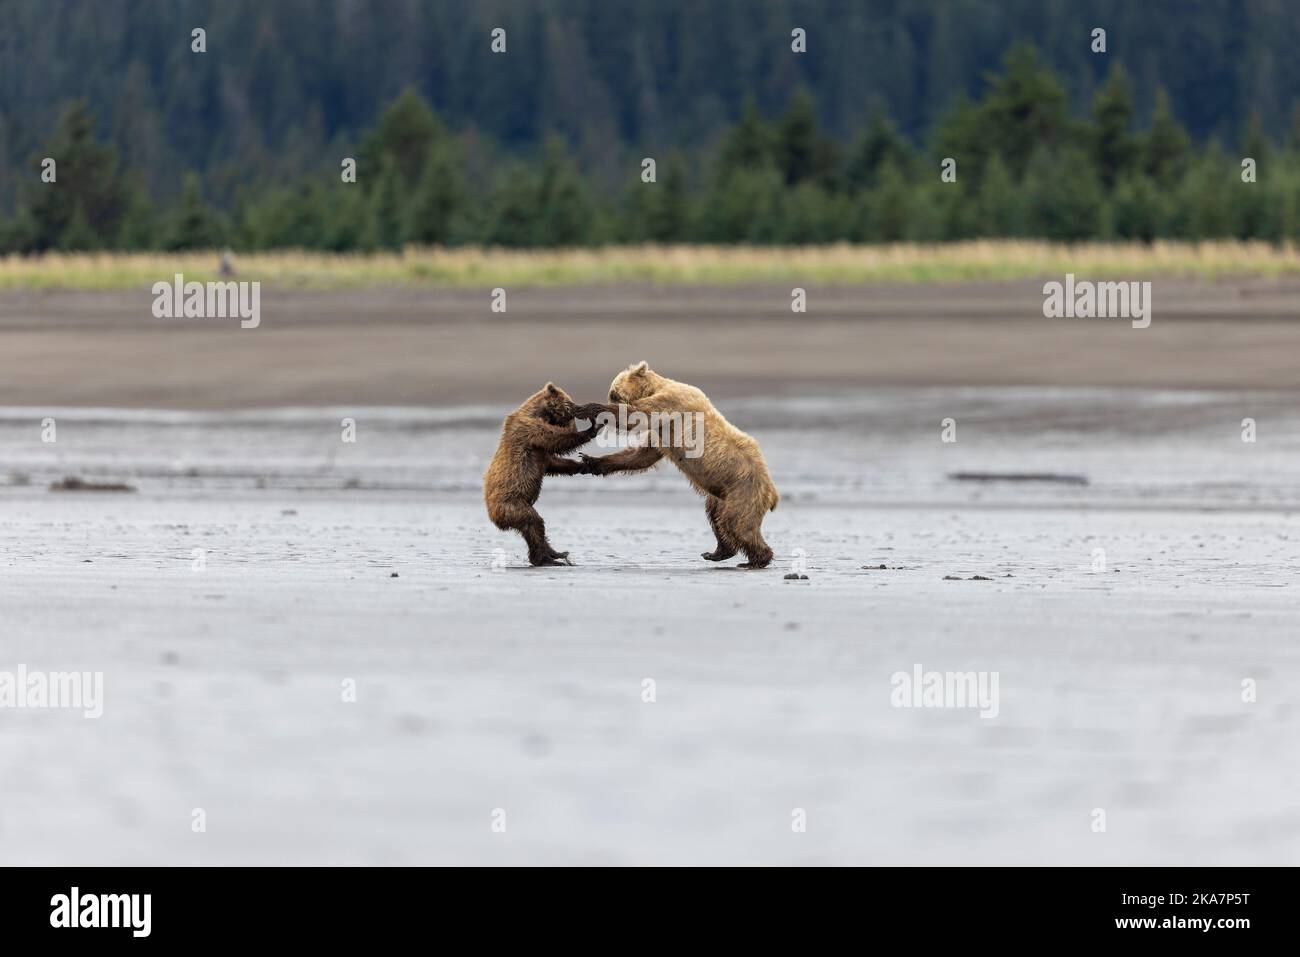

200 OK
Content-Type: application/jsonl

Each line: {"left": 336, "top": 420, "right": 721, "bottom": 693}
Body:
{"left": 484, "top": 383, "right": 609, "bottom": 566}
{"left": 582, "top": 361, "right": 780, "bottom": 568}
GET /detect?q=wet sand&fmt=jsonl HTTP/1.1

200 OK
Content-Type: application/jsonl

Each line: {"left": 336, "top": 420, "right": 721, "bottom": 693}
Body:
{"left": 1, "top": 388, "right": 1298, "bottom": 865}
{"left": 3, "top": 279, "right": 1300, "bottom": 408}
{"left": 3, "top": 280, "right": 1297, "bottom": 864}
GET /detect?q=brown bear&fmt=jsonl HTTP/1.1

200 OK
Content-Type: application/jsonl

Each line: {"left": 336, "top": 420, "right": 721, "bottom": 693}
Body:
{"left": 484, "top": 383, "right": 609, "bottom": 566}
{"left": 582, "top": 361, "right": 780, "bottom": 568}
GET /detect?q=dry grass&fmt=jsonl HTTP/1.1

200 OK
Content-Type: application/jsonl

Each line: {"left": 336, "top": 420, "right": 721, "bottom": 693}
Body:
{"left": 2, "top": 241, "right": 1299, "bottom": 289}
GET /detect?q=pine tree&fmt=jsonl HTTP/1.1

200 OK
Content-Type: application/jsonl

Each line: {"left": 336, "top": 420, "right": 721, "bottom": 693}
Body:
{"left": 864, "top": 160, "right": 912, "bottom": 242}
{"left": 324, "top": 184, "right": 375, "bottom": 252}
{"left": 23, "top": 101, "right": 129, "bottom": 251}
{"left": 290, "top": 183, "right": 330, "bottom": 248}
{"left": 1111, "top": 174, "right": 1165, "bottom": 242}
{"left": 1241, "top": 112, "right": 1271, "bottom": 169}
{"left": 116, "top": 186, "right": 157, "bottom": 250}
{"left": 979, "top": 45, "right": 1069, "bottom": 179}
{"left": 406, "top": 145, "right": 464, "bottom": 245}
{"left": 361, "top": 90, "right": 445, "bottom": 187}
{"left": 164, "top": 173, "right": 224, "bottom": 250}
{"left": 535, "top": 138, "right": 589, "bottom": 246}
{"left": 930, "top": 94, "right": 989, "bottom": 183}
{"left": 976, "top": 154, "right": 1024, "bottom": 236}
{"left": 699, "top": 166, "right": 784, "bottom": 243}
{"left": 716, "top": 97, "right": 772, "bottom": 179}
{"left": 774, "top": 89, "right": 814, "bottom": 184}
{"left": 58, "top": 207, "right": 99, "bottom": 251}
{"left": 1024, "top": 146, "right": 1103, "bottom": 240}
{"left": 846, "top": 103, "right": 914, "bottom": 191}
{"left": 1143, "top": 88, "right": 1190, "bottom": 187}
{"left": 1177, "top": 147, "right": 1236, "bottom": 238}
{"left": 645, "top": 153, "right": 690, "bottom": 242}
{"left": 1272, "top": 161, "right": 1300, "bottom": 241}
{"left": 484, "top": 166, "right": 543, "bottom": 247}
{"left": 778, "top": 182, "right": 839, "bottom": 243}
{"left": 1287, "top": 104, "right": 1300, "bottom": 153}
{"left": 370, "top": 158, "right": 408, "bottom": 250}
{"left": 0, "top": 211, "right": 36, "bottom": 254}
{"left": 1234, "top": 121, "right": 1272, "bottom": 239}
{"left": 1092, "top": 64, "right": 1135, "bottom": 189}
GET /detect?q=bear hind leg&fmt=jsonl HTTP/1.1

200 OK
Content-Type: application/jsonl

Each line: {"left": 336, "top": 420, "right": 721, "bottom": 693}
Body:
{"left": 701, "top": 494, "right": 738, "bottom": 562}
{"left": 496, "top": 501, "right": 571, "bottom": 566}
{"left": 725, "top": 496, "right": 773, "bottom": 569}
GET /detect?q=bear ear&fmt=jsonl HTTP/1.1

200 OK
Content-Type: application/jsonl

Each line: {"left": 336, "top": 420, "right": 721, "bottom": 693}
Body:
{"left": 630, "top": 361, "right": 649, "bottom": 375}
{"left": 544, "top": 382, "right": 560, "bottom": 395}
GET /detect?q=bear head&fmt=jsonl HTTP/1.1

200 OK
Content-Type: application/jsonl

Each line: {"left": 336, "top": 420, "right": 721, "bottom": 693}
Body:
{"left": 608, "top": 360, "right": 658, "bottom": 404}
{"left": 523, "top": 382, "right": 580, "bottom": 425}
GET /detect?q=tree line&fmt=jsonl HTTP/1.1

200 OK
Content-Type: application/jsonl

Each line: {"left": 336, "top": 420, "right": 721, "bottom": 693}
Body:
{"left": 4, "top": 45, "right": 1298, "bottom": 252}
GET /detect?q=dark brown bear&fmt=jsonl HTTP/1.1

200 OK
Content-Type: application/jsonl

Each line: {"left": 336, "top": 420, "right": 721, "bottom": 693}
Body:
{"left": 484, "top": 383, "right": 609, "bottom": 566}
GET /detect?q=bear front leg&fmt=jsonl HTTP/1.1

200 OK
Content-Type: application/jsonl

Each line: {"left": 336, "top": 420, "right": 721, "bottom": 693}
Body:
{"left": 544, "top": 455, "right": 587, "bottom": 476}
{"left": 581, "top": 445, "right": 664, "bottom": 475}
{"left": 533, "top": 421, "right": 599, "bottom": 455}
{"left": 575, "top": 402, "right": 617, "bottom": 426}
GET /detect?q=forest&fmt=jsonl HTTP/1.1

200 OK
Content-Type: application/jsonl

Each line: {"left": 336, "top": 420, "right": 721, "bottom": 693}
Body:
{"left": 1, "top": 0, "right": 1297, "bottom": 250}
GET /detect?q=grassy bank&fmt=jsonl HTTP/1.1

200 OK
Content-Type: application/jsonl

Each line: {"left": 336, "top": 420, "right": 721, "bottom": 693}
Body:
{"left": 3, "top": 241, "right": 1300, "bottom": 290}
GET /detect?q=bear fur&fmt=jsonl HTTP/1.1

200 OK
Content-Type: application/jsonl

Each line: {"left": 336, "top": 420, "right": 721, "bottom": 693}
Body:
{"left": 484, "top": 383, "right": 608, "bottom": 566}
{"left": 583, "top": 361, "right": 780, "bottom": 568}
